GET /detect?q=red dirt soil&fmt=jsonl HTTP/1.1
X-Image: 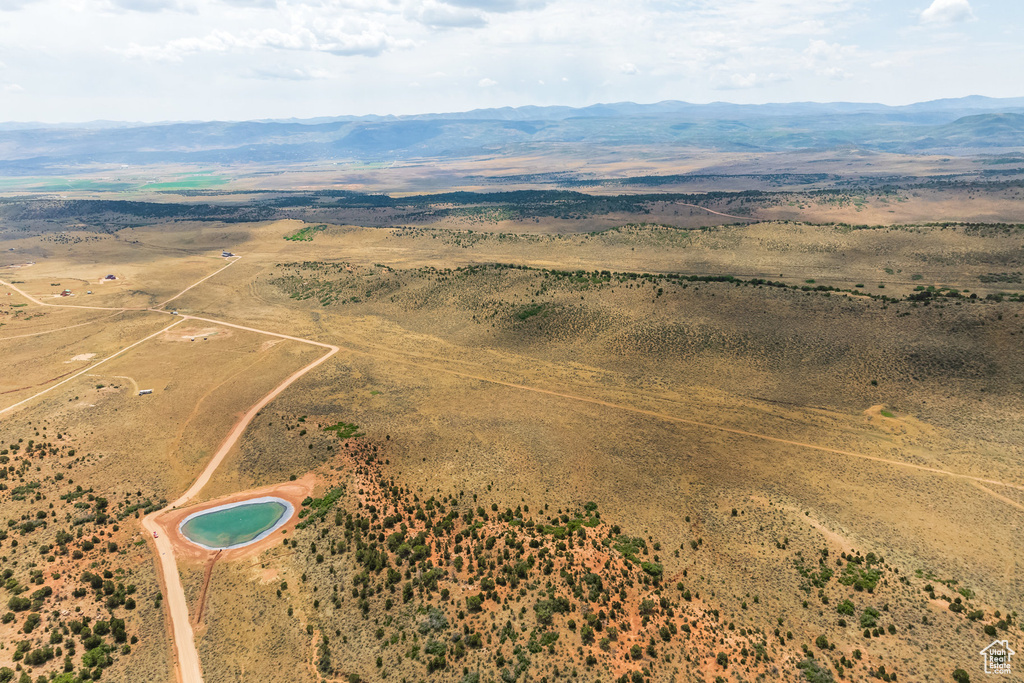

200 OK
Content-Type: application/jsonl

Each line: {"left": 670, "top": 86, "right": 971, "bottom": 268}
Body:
{"left": 152, "top": 473, "right": 315, "bottom": 565}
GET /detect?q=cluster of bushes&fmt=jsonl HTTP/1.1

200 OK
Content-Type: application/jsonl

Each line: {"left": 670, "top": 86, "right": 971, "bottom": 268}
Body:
{"left": 79, "top": 571, "right": 136, "bottom": 611}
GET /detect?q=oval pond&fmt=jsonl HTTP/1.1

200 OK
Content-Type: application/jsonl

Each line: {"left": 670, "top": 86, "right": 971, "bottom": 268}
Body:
{"left": 179, "top": 496, "right": 293, "bottom": 550}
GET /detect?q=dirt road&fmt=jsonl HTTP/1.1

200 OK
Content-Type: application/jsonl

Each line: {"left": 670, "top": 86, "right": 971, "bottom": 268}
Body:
{"left": 0, "top": 277, "right": 137, "bottom": 311}
{"left": 677, "top": 202, "right": 757, "bottom": 221}
{"left": 141, "top": 331, "right": 336, "bottom": 683}
{"left": 158, "top": 257, "right": 239, "bottom": 308}
{"left": 0, "top": 310, "right": 126, "bottom": 341}
{"left": 343, "top": 344, "right": 1024, "bottom": 505}
{"left": 0, "top": 318, "right": 185, "bottom": 416}
{"left": 4, "top": 243, "right": 1023, "bottom": 683}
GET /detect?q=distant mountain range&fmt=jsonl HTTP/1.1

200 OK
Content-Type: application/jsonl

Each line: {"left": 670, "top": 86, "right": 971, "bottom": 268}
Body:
{"left": 1, "top": 96, "right": 1023, "bottom": 172}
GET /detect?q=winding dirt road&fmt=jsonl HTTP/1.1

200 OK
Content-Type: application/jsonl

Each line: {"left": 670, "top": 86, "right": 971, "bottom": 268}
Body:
{"left": 141, "top": 335, "right": 337, "bottom": 683}
{"left": 2, "top": 257, "right": 337, "bottom": 683}
{"left": 0, "top": 277, "right": 144, "bottom": 312}
{"left": 677, "top": 202, "right": 757, "bottom": 221}
{"left": 343, "top": 345, "right": 1024, "bottom": 505}
{"left": 3, "top": 240, "right": 1024, "bottom": 683}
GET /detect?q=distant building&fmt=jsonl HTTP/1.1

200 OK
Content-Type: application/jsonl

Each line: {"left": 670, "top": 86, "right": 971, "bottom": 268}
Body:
{"left": 222, "top": 251, "right": 235, "bottom": 258}
{"left": 138, "top": 389, "right": 153, "bottom": 395}
{"left": 104, "top": 274, "right": 117, "bottom": 280}
{"left": 60, "top": 289, "right": 72, "bottom": 297}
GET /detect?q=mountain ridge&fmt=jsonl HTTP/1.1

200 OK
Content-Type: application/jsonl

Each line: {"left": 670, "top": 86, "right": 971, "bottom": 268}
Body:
{"left": 1, "top": 96, "right": 1023, "bottom": 171}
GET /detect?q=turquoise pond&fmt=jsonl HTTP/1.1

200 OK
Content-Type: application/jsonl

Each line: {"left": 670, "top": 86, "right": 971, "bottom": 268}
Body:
{"left": 179, "top": 498, "right": 292, "bottom": 550}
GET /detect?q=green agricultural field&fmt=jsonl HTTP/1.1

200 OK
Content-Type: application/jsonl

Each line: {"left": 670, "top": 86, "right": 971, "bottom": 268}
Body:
{"left": 139, "top": 175, "right": 230, "bottom": 191}
{"left": 0, "top": 177, "right": 134, "bottom": 192}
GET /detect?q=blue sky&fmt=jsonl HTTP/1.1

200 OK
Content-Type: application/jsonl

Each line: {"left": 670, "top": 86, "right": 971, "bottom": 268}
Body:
{"left": 0, "top": 0, "right": 1020, "bottom": 121}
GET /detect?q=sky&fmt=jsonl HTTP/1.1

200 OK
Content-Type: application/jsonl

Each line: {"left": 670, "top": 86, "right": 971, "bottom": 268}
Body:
{"left": 0, "top": 0, "right": 1021, "bottom": 122}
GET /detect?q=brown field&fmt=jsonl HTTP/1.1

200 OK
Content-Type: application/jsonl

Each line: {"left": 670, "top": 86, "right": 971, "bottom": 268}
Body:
{"left": 0, "top": 159, "right": 1022, "bottom": 683}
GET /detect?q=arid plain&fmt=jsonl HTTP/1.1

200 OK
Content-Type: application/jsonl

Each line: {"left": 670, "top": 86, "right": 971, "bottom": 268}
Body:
{"left": 1, "top": 157, "right": 1023, "bottom": 683}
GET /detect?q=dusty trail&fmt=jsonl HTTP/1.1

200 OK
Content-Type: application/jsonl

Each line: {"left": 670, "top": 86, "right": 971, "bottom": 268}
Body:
{"left": 141, "top": 334, "right": 337, "bottom": 683}
{"left": 159, "top": 257, "right": 239, "bottom": 308}
{"left": 193, "top": 550, "right": 222, "bottom": 627}
{"left": 164, "top": 351, "right": 286, "bottom": 483}
{"left": 165, "top": 328, "right": 337, "bottom": 508}
{"left": 0, "top": 256, "right": 320, "bottom": 683}
{"left": 1, "top": 368, "right": 84, "bottom": 395}
{"left": 0, "top": 318, "right": 185, "bottom": 415}
{"left": 0, "top": 278, "right": 137, "bottom": 311}
{"left": 677, "top": 202, "right": 756, "bottom": 221}
{"left": 3, "top": 241, "right": 1021, "bottom": 683}
{"left": 0, "top": 253, "right": 238, "bottom": 313}
{"left": 342, "top": 345, "right": 1024, "bottom": 500}
{"left": 0, "top": 309, "right": 126, "bottom": 341}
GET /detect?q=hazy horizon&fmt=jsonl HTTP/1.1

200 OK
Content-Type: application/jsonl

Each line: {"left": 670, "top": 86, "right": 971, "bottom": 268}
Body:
{"left": 1, "top": 0, "right": 1022, "bottom": 123}
{"left": 2, "top": 93, "right": 1024, "bottom": 128}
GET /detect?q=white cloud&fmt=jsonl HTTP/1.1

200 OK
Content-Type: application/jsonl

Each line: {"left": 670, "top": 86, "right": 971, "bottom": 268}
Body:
{"left": 1, "top": 0, "right": 1023, "bottom": 122}
{"left": 246, "top": 65, "right": 334, "bottom": 80}
{"left": 443, "top": 0, "right": 546, "bottom": 12}
{"left": 802, "top": 39, "right": 856, "bottom": 79}
{"left": 714, "top": 70, "right": 789, "bottom": 91}
{"left": 119, "top": 30, "right": 240, "bottom": 61}
{"left": 118, "top": 19, "right": 404, "bottom": 61}
{"left": 723, "top": 72, "right": 758, "bottom": 89}
{"left": 406, "top": 0, "right": 487, "bottom": 28}
{"left": 106, "top": 0, "right": 197, "bottom": 13}
{"left": 921, "top": 0, "right": 975, "bottom": 24}
{"left": 219, "top": 0, "right": 278, "bottom": 7}
{"left": 3, "top": 83, "right": 24, "bottom": 93}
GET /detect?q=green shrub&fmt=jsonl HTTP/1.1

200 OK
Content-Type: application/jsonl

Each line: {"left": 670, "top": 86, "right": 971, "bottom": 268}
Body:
{"left": 7, "top": 597, "right": 30, "bottom": 612}
{"left": 840, "top": 564, "right": 880, "bottom": 592}
{"left": 860, "top": 607, "right": 880, "bottom": 628}
{"left": 797, "top": 657, "right": 835, "bottom": 682}
{"left": 21, "top": 612, "right": 40, "bottom": 633}
{"left": 640, "top": 562, "right": 663, "bottom": 580}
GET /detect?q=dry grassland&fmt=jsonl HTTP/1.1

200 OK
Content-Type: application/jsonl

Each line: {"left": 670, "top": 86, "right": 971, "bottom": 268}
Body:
{"left": 0, "top": 184, "right": 1021, "bottom": 683}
